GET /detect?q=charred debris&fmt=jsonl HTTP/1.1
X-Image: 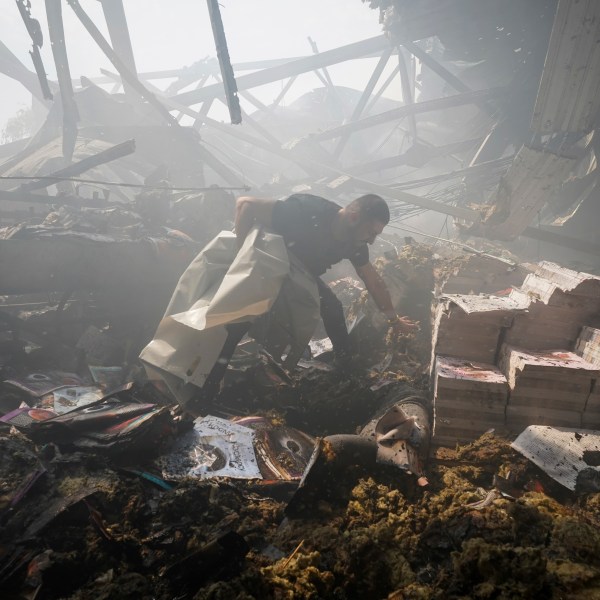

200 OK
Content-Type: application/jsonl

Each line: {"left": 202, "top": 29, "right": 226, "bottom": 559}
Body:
{"left": 1, "top": 1, "right": 600, "bottom": 598}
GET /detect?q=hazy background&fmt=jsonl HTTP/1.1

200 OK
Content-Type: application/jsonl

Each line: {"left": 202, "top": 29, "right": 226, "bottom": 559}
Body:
{"left": 0, "top": 0, "right": 389, "bottom": 129}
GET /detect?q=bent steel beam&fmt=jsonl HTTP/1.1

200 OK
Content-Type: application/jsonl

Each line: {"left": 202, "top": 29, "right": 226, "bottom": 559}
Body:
{"left": 206, "top": 0, "right": 241, "bottom": 124}
{"left": 175, "top": 35, "right": 389, "bottom": 105}
{"left": 333, "top": 47, "right": 393, "bottom": 159}
{"left": 66, "top": 0, "right": 245, "bottom": 186}
{"left": 99, "top": 0, "right": 138, "bottom": 99}
{"left": 45, "top": 0, "right": 79, "bottom": 161}
{"left": 0, "top": 40, "right": 53, "bottom": 102}
{"left": 16, "top": 0, "right": 53, "bottom": 100}
{"left": 19, "top": 138, "right": 136, "bottom": 192}
{"left": 309, "top": 87, "right": 507, "bottom": 142}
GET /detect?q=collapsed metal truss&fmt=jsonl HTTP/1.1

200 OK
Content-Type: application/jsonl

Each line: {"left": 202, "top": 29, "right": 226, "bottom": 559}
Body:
{"left": 1, "top": 0, "right": 597, "bottom": 256}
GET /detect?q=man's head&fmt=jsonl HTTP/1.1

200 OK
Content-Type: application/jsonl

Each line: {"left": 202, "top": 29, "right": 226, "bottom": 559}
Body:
{"left": 342, "top": 194, "right": 390, "bottom": 245}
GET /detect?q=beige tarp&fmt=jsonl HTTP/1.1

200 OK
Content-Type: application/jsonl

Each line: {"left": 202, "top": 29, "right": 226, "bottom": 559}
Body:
{"left": 140, "top": 227, "right": 320, "bottom": 405}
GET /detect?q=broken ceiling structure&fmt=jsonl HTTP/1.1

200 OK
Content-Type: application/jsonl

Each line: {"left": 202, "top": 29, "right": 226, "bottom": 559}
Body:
{"left": 2, "top": 1, "right": 600, "bottom": 598}
{"left": 1, "top": 0, "right": 599, "bottom": 265}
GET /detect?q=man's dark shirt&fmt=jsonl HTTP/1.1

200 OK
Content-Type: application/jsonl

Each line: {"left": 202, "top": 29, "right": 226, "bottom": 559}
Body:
{"left": 271, "top": 193, "right": 369, "bottom": 277}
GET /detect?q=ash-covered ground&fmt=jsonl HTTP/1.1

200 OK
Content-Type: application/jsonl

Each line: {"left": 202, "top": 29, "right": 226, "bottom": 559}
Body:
{"left": 2, "top": 245, "right": 600, "bottom": 599}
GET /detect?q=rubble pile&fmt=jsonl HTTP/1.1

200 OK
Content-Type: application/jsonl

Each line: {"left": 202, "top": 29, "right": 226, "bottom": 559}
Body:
{"left": 3, "top": 426, "right": 600, "bottom": 599}
{"left": 3, "top": 0, "right": 600, "bottom": 596}
{"left": 1, "top": 214, "right": 600, "bottom": 598}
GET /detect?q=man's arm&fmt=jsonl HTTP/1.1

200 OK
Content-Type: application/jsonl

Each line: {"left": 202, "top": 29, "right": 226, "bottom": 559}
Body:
{"left": 355, "top": 262, "right": 418, "bottom": 332}
{"left": 234, "top": 196, "right": 277, "bottom": 245}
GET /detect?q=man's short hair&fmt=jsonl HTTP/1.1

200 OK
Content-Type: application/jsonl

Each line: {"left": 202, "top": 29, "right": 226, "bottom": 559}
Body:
{"left": 348, "top": 194, "right": 390, "bottom": 225}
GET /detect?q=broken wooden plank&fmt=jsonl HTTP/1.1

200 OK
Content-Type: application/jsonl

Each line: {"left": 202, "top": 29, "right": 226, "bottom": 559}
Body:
{"left": 306, "top": 37, "right": 339, "bottom": 104}
{"left": 348, "top": 138, "right": 482, "bottom": 175}
{"left": 347, "top": 177, "right": 479, "bottom": 221}
{"left": 397, "top": 47, "right": 417, "bottom": 142}
{"left": 66, "top": 0, "right": 176, "bottom": 126}
{"left": 0, "top": 40, "right": 53, "bottom": 102}
{"left": 364, "top": 64, "right": 400, "bottom": 115}
{"left": 270, "top": 76, "right": 297, "bottom": 112}
{"left": 85, "top": 56, "right": 310, "bottom": 87}
{"left": 403, "top": 40, "right": 499, "bottom": 120}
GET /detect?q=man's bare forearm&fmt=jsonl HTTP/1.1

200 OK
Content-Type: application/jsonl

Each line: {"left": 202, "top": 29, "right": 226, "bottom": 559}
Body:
{"left": 367, "top": 275, "right": 395, "bottom": 316}
{"left": 234, "top": 197, "right": 255, "bottom": 244}
{"left": 356, "top": 262, "right": 394, "bottom": 314}
{"left": 356, "top": 262, "right": 418, "bottom": 331}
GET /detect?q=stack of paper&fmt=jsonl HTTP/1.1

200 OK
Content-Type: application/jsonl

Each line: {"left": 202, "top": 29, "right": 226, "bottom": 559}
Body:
{"left": 500, "top": 345, "right": 599, "bottom": 430}
{"left": 432, "top": 356, "right": 509, "bottom": 446}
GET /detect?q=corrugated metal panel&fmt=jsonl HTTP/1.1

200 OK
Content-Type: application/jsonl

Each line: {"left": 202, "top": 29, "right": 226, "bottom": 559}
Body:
{"left": 532, "top": 0, "right": 600, "bottom": 133}
{"left": 485, "top": 145, "right": 576, "bottom": 239}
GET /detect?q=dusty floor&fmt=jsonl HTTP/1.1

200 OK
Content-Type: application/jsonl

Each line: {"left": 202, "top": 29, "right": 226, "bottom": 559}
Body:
{"left": 3, "top": 422, "right": 600, "bottom": 599}
{"left": 2, "top": 245, "right": 599, "bottom": 598}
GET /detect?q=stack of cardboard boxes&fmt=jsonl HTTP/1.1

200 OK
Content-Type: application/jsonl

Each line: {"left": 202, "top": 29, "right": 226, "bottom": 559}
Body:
{"left": 432, "top": 262, "right": 600, "bottom": 445}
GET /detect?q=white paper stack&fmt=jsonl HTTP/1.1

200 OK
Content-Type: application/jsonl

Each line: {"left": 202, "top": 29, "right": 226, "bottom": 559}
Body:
{"left": 506, "top": 264, "right": 600, "bottom": 351}
{"left": 500, "top": 345, "right": 600, "bottom": 430}
{"left": 577, "top": 328, "right": 600, "bottom": 427}
{"left": 432, "top": 356, "right": 509, "bottom": 446}
{"left": 431, "top": 294, "right": 528, "bottom": 365}
{"left": 441, "top": 254, "right": 531, "bottom": 295}
{"left": 576, "top": 326, "right": 600, "bottom": 367}
{"left": 583, "top": 384, "right": 600, "bottom": 429}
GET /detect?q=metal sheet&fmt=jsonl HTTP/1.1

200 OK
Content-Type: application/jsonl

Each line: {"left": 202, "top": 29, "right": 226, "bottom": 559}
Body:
{"left": 512, "top": 425, "right": 600, "bottom": 491}
{"left": 532, "top": 0, "right": 600, "bottom": 133}
{"left": 485, "top": 145, "right": 576, "bottom": 239}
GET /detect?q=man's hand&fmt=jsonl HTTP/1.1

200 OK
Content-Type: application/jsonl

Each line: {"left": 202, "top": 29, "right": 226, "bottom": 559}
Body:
{"left": 234, "top": 196, "right": 276, "bottom": 247}
{"left": 386, "top": 314, "right": 419, "bottom": 336}
{"left": 355, "top": 263, "right": 419, "bottom": 336}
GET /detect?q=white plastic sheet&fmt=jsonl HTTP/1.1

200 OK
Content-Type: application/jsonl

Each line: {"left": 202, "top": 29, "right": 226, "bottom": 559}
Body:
{"left": 140, "top": 228, "right": 292, "bottom": 403}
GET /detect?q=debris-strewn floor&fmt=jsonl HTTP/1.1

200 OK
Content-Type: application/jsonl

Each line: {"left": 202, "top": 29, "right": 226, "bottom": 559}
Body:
{"left": 3, "top": 427, "right": 600, "bottom": 599}
{"left": 2, "top": 245, "right": 600, "bottom": 598}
